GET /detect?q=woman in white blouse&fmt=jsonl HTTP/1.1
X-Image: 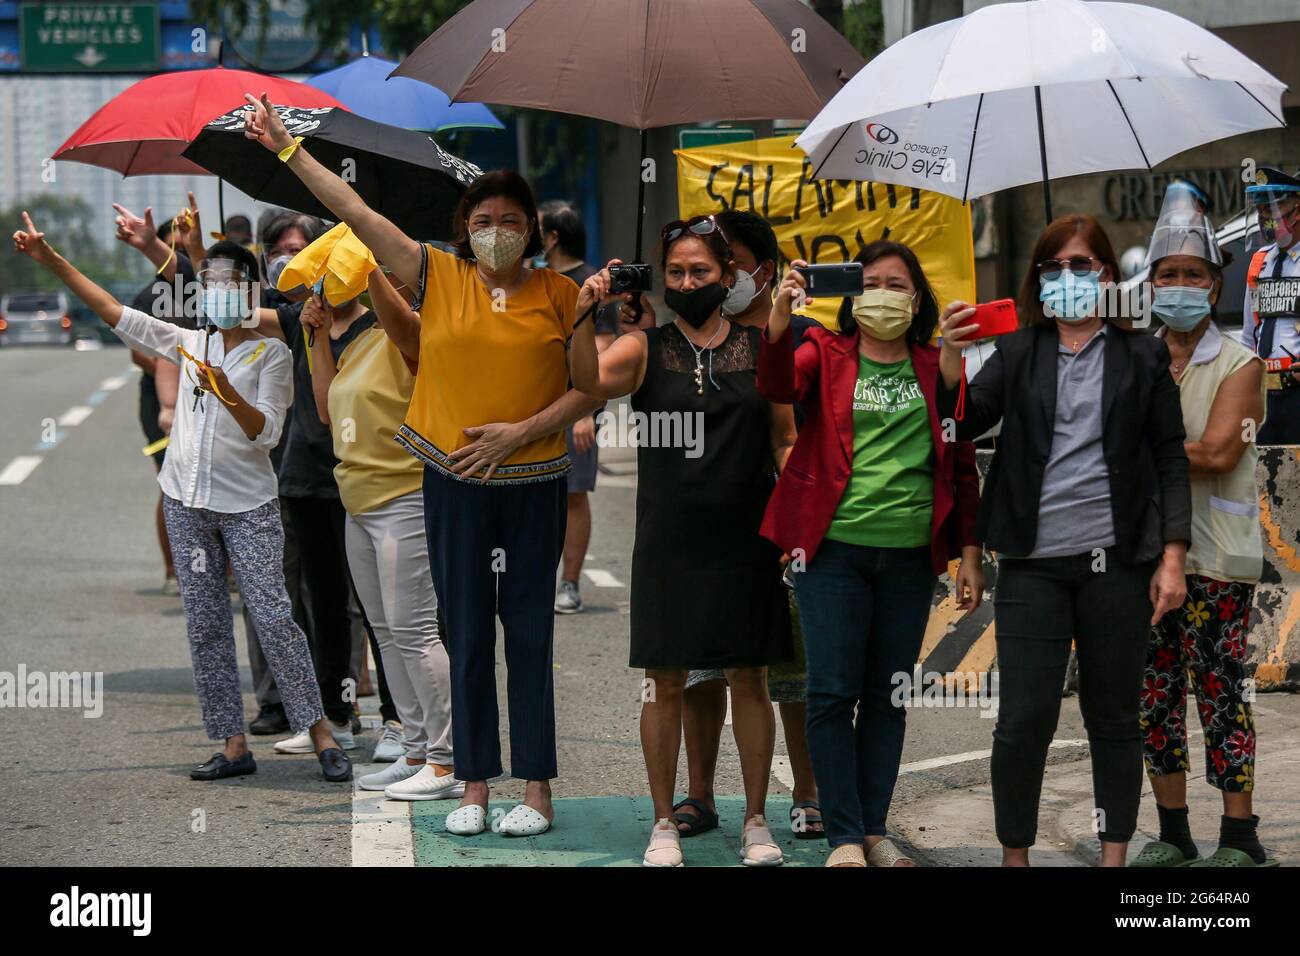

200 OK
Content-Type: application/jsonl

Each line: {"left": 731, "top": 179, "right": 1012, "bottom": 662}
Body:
{"left": 12, "top": 211, "right": 352, "bottom": 783}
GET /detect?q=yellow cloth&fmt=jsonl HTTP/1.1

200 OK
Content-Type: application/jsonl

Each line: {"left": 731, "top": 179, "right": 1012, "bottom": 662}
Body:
{"left": 329, "top": 327, "right": 423, "bottom": 514}
{"left": 397, "top": 245, "right": 578, "bottom": 484}
{"left": 278, "top": 222, "right": 377, "bottom": 305}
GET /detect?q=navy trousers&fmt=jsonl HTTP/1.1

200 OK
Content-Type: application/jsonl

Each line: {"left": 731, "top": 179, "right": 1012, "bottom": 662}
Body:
{"left": 794, "top": 541, "right": 937, "bottom": 848}
{"left": 421, "top": 466, "right": 567, "bottom": 782}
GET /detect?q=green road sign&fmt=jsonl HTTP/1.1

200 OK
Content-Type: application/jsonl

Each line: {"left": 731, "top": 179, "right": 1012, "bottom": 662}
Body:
{"left": 678, "top": 127, "right": 756, "bottom": 151}
{"left": 20, "top": 3, "right": 160, "bottom": 72}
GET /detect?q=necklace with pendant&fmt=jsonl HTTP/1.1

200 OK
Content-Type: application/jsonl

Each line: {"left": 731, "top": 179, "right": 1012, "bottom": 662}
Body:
{"left": 684, "top": 318, "right": 726, "bottom": 395}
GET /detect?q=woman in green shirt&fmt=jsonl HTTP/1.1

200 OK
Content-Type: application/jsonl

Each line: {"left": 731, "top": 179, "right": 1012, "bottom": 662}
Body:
{"left": 759, "top": 240, "right": 984, "bottom": 867}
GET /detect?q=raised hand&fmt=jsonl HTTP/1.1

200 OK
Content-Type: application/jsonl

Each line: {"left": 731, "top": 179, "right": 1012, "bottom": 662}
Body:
{"left": 937, "top": 301, "right": 980, "bottom": 354}
{"left": 173, "top": 191, "right": 200, "bottom": 242}
{"left": 242, "top": 92, "right": 296, "bottom": 153}
{"left": 112, "top": 203, "right": 156, "bottom": 251}
{"left": 12, "top": 211, "right": 56, "bottom": 267}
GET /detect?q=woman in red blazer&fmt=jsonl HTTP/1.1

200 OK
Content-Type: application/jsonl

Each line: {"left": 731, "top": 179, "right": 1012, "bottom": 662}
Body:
{"left": 758, "top": 240, "right": 983, "bottom": 868}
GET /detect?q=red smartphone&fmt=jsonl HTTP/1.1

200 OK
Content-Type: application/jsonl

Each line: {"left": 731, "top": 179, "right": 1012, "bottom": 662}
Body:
{"left": 967, "top": 298, "right": 1018, "bottom": 339}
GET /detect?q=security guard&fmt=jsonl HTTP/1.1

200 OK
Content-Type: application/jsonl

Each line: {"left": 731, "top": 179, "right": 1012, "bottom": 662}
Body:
{"left": 1241, "top": 166, "right": 1300, "bottom": 444}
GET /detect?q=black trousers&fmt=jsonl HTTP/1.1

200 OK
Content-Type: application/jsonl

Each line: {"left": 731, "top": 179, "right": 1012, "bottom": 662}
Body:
{"left": 1258, "top": 387, "right": 1300, "bottom": 445}
{"left": 991, "top": 549, "right": 1155, "bottom": 847}
{"left": 282, "top": 495, "right": 357, "bottom": 725}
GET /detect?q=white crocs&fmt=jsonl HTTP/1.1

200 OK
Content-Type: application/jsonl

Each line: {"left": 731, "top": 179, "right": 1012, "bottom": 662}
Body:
{"left": 445, "top": 804, "right": 488, "bottom": 836}
{"left": 497, "top": 803, "right": 552, "bottom": 837}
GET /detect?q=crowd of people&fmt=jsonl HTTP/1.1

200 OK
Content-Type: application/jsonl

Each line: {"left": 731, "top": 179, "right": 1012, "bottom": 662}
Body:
{"left": 11, "top": 83, "right": 1296, "bottom": 866}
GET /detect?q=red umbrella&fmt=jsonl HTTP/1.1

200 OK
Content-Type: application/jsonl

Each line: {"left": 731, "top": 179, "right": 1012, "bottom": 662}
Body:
{"left": 53, "top": 67, "right": 346, "bottom": 177}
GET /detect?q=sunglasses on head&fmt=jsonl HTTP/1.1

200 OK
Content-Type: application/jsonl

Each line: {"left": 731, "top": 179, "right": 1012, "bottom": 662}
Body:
{"left": 1037, "top": 256, "right": 1101, "bottom": 280}
{"left": 661, "top": 214, "right": 728, "bottom": 245}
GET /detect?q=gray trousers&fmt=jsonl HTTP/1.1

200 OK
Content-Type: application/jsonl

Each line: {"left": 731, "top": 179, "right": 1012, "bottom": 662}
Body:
{"left": 345, "top": 491, "right": 453, "bottom": 764}
{"left": 164, "top": 495, "right": 324, "bottom": 739}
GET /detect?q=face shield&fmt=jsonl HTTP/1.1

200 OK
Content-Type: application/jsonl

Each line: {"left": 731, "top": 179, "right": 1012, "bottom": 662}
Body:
{"left": 197, "top": 258, "right": 255, "bottom": 328}
{"left": 1146, "top": 181, "right": 1222, "bottom": 269}
{"left": 1245, "top": 182, "right": 1300, "bottom": 254}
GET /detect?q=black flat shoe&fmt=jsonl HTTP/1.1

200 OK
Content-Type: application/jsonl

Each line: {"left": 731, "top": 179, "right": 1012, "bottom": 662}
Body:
{"left": 191, "top": 751, "right": 256, "bottom": 781}
{"left": 249, "top": 704, "right": 289, "bottom": 735}
{"left": 318, "top": 747, "right": 352, "bottom": 783}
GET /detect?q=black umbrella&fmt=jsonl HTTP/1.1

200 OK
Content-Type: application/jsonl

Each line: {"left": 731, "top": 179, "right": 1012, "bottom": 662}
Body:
{"left": 182, "top": 105, "right": 482, "bottom": 241}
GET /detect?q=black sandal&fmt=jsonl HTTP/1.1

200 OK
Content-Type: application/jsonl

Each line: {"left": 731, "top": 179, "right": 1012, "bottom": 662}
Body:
{"left": 672, "top": 798, "right": 719, "bottom": 837}
{"left": 791, "top": 800, "right": 824, "bottom": 839}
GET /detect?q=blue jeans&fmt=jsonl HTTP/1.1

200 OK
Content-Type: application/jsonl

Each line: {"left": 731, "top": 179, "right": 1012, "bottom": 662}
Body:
{"left": 794, "top": 540, "right": 936, "bottom": 847}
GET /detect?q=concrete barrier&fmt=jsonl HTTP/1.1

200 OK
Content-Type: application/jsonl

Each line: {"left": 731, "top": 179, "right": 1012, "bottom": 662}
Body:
{"left": 921, "top": 448, "right": 1300, "bottom": 692}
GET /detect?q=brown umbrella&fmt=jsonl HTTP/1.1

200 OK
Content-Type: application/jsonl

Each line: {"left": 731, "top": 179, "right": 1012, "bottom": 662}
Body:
{"left": 392, "top": 0, "right": 864, "bottom": 260}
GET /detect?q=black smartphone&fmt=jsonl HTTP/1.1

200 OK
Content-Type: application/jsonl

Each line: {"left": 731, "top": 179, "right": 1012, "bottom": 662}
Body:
{"left": 795, "top": 262, "right": 864, "bottom": 297}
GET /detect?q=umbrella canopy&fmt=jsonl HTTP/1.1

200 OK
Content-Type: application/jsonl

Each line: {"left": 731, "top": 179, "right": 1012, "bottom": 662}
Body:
{"left": 307, "top": 55, "right": 503, "bottom": 132}
{"left": 182, "top": 105, "right": 482, "bottom": 241}
{"left": 52, "top": 68, "right": 346, "bottom": 176}
{"left": 390, "top": 0, "right": 864, "bottom": 129}
{"left": 796, "top": 0, "right": 1286, "bottom": 219}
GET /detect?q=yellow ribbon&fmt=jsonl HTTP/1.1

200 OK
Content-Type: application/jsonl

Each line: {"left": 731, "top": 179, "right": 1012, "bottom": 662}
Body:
{"left": 278, "top": 136, "right": 305, "bottom": 163}
{"left": 156, "top": 206, "right": 193, "bottom": 275}
{"left": 141, "top": 436, "right": 169, "bottom": 457}
{"left": 177, "top": 344, "right": 237, "bottom": 406}
{"left": 243, "top": 340, "right": 267, "bottom": 365}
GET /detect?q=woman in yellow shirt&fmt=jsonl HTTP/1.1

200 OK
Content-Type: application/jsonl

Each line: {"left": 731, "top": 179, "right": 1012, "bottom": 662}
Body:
{"left": 242, "top": 93, "right": 604, "bottom": 838}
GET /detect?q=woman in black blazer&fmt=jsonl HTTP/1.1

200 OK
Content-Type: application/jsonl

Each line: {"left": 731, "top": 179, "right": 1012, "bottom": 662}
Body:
{"left": 935, "top": 214, "right": 1191, "bottom": 867}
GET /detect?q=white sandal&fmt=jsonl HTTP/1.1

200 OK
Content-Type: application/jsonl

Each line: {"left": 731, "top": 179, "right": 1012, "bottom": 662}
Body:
{"left": 643, "top": 818, "right": 684, "bottom": 867}
{"left": 498, "top": 803, "right": 552, "bottom": 837}
{"left": 826, "top": 844, "right": 867, "bottom": 867}
{"left": 739, "top": 815, "right": 784, "bottom": 867}
{"left": 444, "top": 803, "right": 487, "bottom": 836}
{"left": 866, "top": 837, "right": 916, "bottom": 867}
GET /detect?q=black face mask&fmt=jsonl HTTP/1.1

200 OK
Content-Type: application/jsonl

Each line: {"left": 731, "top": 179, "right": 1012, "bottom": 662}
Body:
{"left": 664, "top": 283, "right": 729, "bottom": 328}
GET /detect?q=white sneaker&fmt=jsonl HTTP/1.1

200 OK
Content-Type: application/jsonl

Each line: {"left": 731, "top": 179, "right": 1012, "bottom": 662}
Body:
{"left": 383, "top": 765, "right": 466, "bottom": 801}
{"left": 359, "top": 759, "right": 425, "bottom": 791}
{"left": 372, "top": 721, "right": 403, "bottom": 762}
{"left": 273, "top": 720, "right": 356, "bottom": 754}
{"left": 554, "top": 580, "right": 583, "bottom": 614}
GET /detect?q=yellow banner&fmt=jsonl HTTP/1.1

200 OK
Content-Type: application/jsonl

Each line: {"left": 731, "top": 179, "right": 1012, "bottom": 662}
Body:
{"left": 675, "top": 134, "right": 975, "bottom": 329}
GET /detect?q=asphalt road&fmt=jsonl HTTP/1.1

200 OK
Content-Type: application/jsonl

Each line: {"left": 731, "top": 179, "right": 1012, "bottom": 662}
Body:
{"left": 2, "top": 343, "right": 1297, "bottom": 866}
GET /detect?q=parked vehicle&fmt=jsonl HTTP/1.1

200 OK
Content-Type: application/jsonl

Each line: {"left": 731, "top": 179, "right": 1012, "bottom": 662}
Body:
{"left": 0, "top": 291, "right": 74, "bottom": 346}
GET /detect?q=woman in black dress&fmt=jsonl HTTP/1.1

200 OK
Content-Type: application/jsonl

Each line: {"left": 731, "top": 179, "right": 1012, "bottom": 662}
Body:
{"left": 590, "top": 215, "right": 797, "bottom": 866}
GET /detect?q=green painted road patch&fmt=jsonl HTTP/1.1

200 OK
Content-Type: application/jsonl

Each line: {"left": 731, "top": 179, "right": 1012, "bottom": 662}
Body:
{"left": 411, "top": 795, "right": 830, "bottom": 867}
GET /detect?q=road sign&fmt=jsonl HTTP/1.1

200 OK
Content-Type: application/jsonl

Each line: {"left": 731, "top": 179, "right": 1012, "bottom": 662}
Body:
{"left": 678, "top": 127, "right": 756, "bottom": 151}
{"left": 20, "top": 3, "right": 160, "bottom": 72}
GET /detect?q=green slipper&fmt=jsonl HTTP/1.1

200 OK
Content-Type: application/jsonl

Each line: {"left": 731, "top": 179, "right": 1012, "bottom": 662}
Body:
{"left": 1187, "top": 847, "right": 1279, "bottom": 867}
{"left": 1129, "top": 840, "right": 1198, "bottom": 867}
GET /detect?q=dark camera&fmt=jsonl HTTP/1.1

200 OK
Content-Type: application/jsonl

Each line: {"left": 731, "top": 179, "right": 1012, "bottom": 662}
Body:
{"left": 609, "top": 263, "right": 653, "bottom": 293}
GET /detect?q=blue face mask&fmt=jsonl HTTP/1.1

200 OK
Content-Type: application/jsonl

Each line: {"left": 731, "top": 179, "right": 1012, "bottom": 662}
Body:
{"left": 1039, "top": 270, "right": 1101, "bottom": 323}
{"left": 202, "top": 287, "right": 249, "bottom": 329}
{"left": 1152, "top": 285, "right": 1212, "bottom": 331}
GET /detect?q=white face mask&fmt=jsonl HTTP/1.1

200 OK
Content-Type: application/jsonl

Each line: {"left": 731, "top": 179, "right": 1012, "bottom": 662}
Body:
{"left": 722, "top": 265, "right": 770, "bottom": 316}
{"left": 469, "top": 225, "right": 528, "bottom": 272}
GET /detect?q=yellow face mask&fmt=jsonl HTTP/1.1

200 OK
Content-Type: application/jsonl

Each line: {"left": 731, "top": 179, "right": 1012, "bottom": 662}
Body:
{"left": 851, "top": 288, "right": 915, "bottom": 341}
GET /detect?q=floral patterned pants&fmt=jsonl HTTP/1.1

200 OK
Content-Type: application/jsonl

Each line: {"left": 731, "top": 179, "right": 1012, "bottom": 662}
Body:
{"left": 1140, "top": 574, "right": 1256, "bottom": 792}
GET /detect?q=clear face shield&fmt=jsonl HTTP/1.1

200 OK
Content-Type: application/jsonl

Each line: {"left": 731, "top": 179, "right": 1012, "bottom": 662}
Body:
{"left": 197, "top": 258, "right": 256, "bottom": 328}
{"left": 1244, "top": 186, "right": 1300, "bottom": 254}
{"left": 1145, "top": 181, "right": 1222, "bottom": 268}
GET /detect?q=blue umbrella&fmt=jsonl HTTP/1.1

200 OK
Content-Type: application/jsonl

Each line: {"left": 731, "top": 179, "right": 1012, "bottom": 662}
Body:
{"left": 306, "top": 56, "right": 504, "bottom": 133}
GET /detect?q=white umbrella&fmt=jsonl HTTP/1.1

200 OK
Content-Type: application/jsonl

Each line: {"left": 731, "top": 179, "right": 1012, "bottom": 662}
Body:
{"left": 796, "top": 0, "right": 1287, "bottom": 221}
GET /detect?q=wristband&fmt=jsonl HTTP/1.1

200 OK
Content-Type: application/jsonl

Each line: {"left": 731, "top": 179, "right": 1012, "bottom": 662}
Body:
{"left": 278, "top": 136, "right": 305, "bottom": 163}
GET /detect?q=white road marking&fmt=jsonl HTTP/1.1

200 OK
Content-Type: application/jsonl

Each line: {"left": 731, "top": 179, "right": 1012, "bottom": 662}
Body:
{"left": 597, "top": 475, "right": 638, "bottom": 489}
{"left": 583, "top": 568, "right": 624, "bottom": 588}
{"left": 58, "top": 405, "right": 93, "bottom": 427}
{"left": 0, "top": 455, "right": 42, "bottom": 486}
{"left": 771, "top": 739, "right": 1089, "bottom": 790}
{"left": 352, "top": 765, "right": 415, "bottom": 867}
{"left": 99, "top": 375, "right": 130, "bottom": 391}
